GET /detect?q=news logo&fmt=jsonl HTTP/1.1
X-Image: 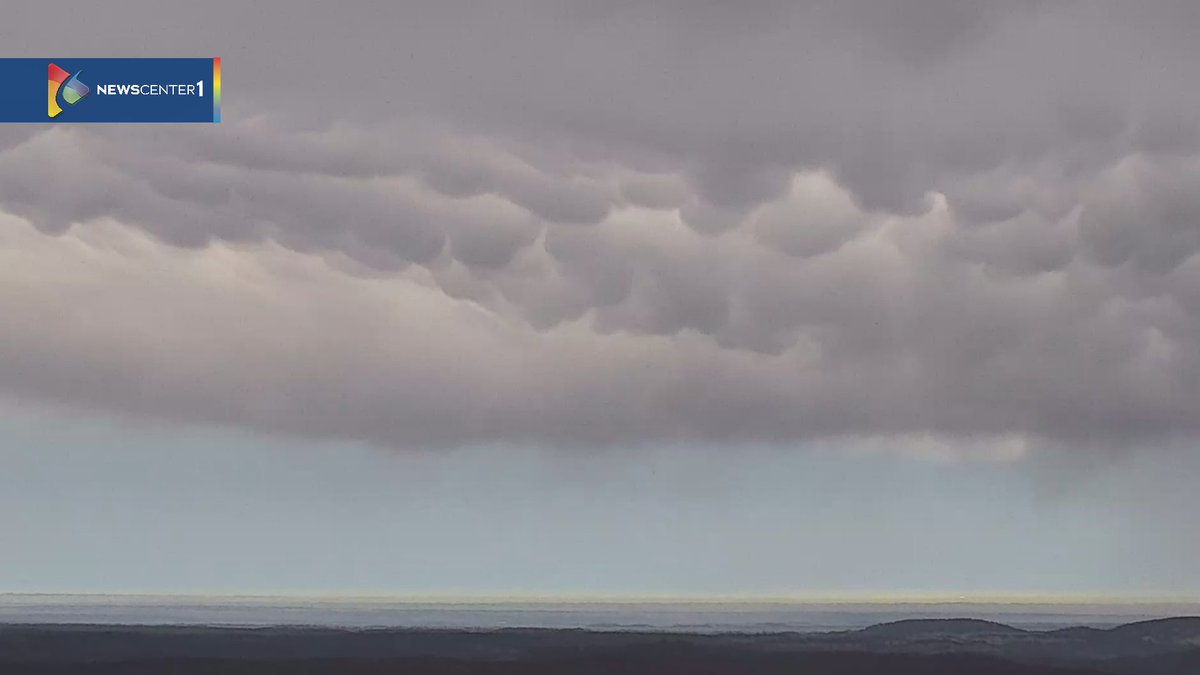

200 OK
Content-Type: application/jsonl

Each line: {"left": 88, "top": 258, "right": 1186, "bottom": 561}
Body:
{"left": 48, "top": 62, "right": 90, "bottom": 118}
{"left": 0, "top": 58, "right": 219, "bottom": 123}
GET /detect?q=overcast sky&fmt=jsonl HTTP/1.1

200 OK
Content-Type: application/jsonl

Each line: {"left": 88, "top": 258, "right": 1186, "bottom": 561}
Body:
{"left": 2, "top": 1, "right": 1199, "bottom": 597}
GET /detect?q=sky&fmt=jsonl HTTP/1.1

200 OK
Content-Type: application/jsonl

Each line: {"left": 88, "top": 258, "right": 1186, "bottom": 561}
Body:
{"left": 1, "top": 1, "right": 1199, "bottom": 597}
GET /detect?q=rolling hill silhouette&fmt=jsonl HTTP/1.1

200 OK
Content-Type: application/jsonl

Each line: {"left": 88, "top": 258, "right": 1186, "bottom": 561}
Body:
{"left": 3, "top": 617, "right": 1199, "bottom": 674}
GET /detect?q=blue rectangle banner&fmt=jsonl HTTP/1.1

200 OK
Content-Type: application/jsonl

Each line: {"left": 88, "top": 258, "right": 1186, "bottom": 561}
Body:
{"left": 0, "top": 58, "right": 221, "bottom": 123}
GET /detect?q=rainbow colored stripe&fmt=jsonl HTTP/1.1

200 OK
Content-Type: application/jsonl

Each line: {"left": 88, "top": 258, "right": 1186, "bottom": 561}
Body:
{"left": 212, "top": 57, "right": 222, "bottom": 122}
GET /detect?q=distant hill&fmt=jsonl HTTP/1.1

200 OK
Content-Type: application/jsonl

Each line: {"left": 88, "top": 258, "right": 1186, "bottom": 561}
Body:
{"left": 859, "top": 618, "right": 1028, "bottom": 638}
{"left": 1104, "top": 617, "right": 1200, "bottom": 643}
{"left": 3, "top": 617, "right": 1200, "bottom": 674}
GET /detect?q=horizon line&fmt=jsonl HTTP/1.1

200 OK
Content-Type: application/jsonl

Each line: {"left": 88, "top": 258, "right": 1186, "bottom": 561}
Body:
{"left": 4, "top": 591, "right": 1199, "bottom": 606}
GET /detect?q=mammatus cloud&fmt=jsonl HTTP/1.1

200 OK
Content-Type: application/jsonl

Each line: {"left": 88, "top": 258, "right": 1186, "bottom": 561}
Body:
{"left": 1, "top": 2, "right": 1198, "bottom": 453}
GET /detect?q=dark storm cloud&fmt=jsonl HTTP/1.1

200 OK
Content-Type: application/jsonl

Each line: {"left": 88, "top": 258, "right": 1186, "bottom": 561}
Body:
{"left": 1, "top": 1, "right": 1199, "bottom": 451}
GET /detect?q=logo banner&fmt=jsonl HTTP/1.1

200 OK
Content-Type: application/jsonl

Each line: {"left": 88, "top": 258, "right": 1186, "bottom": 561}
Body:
{"left": 2, "top": 58, "right": 220, "bottom": 123}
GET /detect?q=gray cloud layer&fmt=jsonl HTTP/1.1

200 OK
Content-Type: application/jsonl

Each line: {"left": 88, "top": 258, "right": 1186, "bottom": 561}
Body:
{"left": 1, "top": 2, "right": 1199, "bottom": 452}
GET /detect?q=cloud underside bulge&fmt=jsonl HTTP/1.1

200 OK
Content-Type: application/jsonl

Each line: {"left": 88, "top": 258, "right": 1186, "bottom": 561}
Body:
{"left": 1, "top": 1, "right": 1199, "bottom": 453}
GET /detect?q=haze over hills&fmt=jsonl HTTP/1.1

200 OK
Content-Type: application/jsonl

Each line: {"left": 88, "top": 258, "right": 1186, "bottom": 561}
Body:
{"left": 4, "top": 594, "right": 1195, "bottom": 631}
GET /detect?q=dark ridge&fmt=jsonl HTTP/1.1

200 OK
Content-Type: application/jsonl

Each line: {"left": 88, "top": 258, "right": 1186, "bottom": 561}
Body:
{"left": 5, "top": 619, "right": 1200, "bottom": 671}
{"left": 1045, "top": 626, "right": 1106, "bottom": 638}
{"left": 859, "top": 618, "right": 1028, "bottom": 637}
{"left": 0, "top": 651, "right": 1109, "bottom": 675}
{"left": 1104, "top": 617, "right": 1200, "bottom": 639}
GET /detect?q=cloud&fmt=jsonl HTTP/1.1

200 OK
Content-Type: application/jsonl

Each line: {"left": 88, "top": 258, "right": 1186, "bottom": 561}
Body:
{"left": 0, "top": 2, "right": 1198, "bottom": 452}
